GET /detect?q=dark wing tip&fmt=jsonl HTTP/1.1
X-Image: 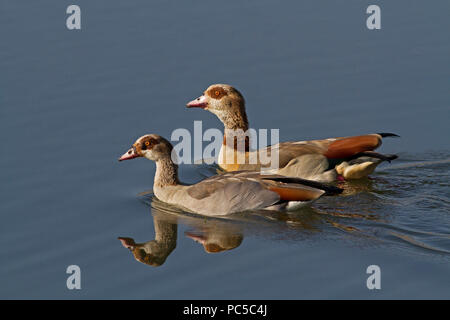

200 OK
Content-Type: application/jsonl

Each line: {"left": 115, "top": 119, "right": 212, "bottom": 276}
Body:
{"left": 357, "top": 151, "right": 398, "bottom": 162}
{"left": 386, "top": 154, "right": 398, "bottom": 161}
{"left": 377, "top": 132, "right": 400, "bottom": 138}
{"left": 323, "top": 184, "right": 344, "bottom": 196}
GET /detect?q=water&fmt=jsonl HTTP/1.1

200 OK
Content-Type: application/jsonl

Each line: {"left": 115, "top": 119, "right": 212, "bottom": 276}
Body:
{"left": 1, "top": 1, "right": 449, "bottom": 299}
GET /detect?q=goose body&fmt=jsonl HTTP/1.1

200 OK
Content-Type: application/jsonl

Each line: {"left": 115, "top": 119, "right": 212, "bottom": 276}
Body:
{"left": 119, "top": 134, "right": 342, "bottom": 216}
{"left": 187, "top": 84, "right": 398, "bottom": 182}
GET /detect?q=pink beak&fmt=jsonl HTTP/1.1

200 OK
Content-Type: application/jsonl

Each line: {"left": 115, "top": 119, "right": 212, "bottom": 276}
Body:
{"left": 118, "top": 147, "right": 140, "bottom": 161}
{"left": 186, "top": 95, "right": 208, "bottom": 109}
{"left": 185, "top": 231, "right": 207, "bottom": 244}
{"left": 118, "top": 237, "right": 136, "bottom": 249}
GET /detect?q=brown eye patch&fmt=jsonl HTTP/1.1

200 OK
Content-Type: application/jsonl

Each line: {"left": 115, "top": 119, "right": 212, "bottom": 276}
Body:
{"left": 206, "top": 86, "right": 227, "bottom": 99}
{"left": 140, "top": 137, "right": 158, "bottom": 150}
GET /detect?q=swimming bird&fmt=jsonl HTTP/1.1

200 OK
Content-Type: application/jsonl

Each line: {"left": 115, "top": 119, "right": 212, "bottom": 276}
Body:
{"left": 186, "top": 84, "right": 399, "bottom": 182}
{"left": 119, "top": 134, "right": 342, "bottom": 216}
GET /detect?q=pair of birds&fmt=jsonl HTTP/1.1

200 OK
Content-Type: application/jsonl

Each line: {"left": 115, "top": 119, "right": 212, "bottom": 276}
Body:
{"left": 119, "top": 84, "right": 399, "bottom": 216}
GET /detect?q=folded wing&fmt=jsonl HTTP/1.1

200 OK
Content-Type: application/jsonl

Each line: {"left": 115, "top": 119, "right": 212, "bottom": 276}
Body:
{"left": 185, "top": 172, "right": 342, "bottom": 215}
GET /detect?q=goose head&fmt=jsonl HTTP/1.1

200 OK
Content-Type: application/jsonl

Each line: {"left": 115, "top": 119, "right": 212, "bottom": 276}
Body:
{"left": 118, "top": 236, "right": 176, "bottom": 267}
{"left": 119, "top": 134, "right": 173, "bottom": 162}
{"left": 185, "top": 230, "right": 243, "bottom": 253}
{"left": 187, "top": 84, "right": 249, "bottom": 130}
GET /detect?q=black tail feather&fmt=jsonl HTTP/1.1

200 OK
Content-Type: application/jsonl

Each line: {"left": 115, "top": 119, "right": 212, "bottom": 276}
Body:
{"left": 377, "top": 132, "right": 400, "bottom": 138}
{"left": 357, "top": 151, "right": 398, "bottom": 162}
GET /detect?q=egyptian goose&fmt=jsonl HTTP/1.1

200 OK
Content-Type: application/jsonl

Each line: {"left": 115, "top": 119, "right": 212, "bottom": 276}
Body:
{"left": 119, "top": 134, "right": 342, "bottom": 216}
{"left": 186, "top": 84, "right": 399, "bottom": 182}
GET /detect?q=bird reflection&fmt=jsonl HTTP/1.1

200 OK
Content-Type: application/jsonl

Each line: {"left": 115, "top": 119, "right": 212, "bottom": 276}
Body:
{"left": 119, "top": 179, "right": 390, "bottom": 267}
{"left": 118, "top": 213, "right": 177, "bottom": 267}
{"left": 118, "top": 197, "right": 246, "bottom": 266}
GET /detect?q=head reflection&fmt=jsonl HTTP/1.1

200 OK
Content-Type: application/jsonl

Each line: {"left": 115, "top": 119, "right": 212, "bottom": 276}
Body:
{"left": 119, "top": 180, "right": 387, "bottom": 267}
{"left": 185, "top": 227, "right": 243, "bottom": 254}
{"left": 118, "top": 213, "right": 177, "bottom": 267}
{"left": 118, "top": 197, "right": 244, "bottom": 267}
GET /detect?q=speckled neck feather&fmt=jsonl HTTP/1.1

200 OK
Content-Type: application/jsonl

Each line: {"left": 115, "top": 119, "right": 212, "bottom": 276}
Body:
{"left": 221, "top": 111, "right": 249, "bottom": 131}
{"left": 221, "top": 98, "right": 250, "bottom": 149}
{"left": 154, "top": 156, "right": 179, "bottom": 188}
